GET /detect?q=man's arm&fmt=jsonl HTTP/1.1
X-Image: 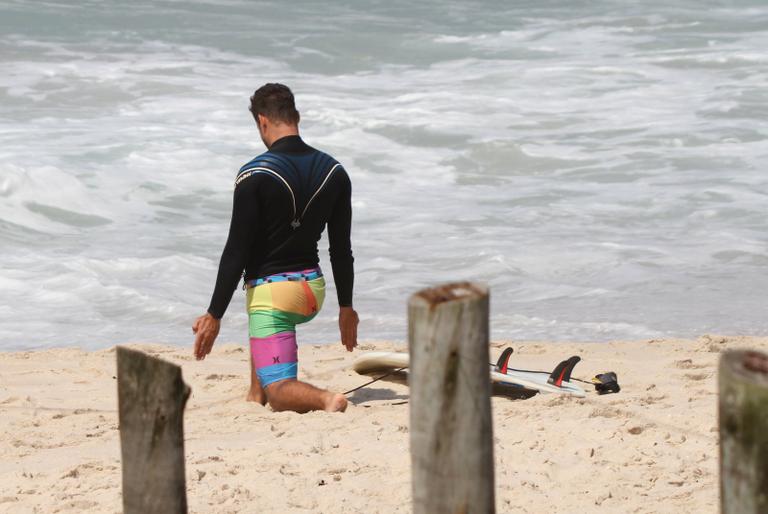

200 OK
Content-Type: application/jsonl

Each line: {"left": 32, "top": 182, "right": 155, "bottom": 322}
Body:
{"left": 327, "top": 169, "right": 358, "bottom": 351}
{"left": 207, "top": 181, "right": 259, "bottom": 319}
{"left": 193, "top": 178, "right": 259, "bottom": 360}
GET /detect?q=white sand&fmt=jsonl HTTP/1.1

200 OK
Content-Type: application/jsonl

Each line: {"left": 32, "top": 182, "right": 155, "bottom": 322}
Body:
{"left": 2, "top": 335, "right": 766, "bottom": 513}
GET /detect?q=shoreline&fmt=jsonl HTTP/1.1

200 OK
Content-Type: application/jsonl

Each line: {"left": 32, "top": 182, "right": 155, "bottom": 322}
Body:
{"left": 2, "top": 335, "right": 766, "bottom": 513}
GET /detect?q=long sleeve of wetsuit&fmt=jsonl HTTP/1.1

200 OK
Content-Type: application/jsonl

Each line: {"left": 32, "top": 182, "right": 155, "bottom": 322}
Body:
{"left": 327, "top": 169, "right": 354, "bottom": 307}
{"left": 206, "top": 179, "right": 260, "bottom": 319}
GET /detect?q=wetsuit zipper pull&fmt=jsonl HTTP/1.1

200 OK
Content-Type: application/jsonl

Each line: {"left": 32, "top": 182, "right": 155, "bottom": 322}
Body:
{"left": 291, "top": 219, "right": 301, "bottom": 229}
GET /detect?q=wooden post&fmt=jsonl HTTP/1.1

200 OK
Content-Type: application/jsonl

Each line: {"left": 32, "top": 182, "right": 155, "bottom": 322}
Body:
{"left": 719, "top": 349, "right": 768, "bottom": 514}
{"left": 408, "top": 282, "right": 495, "bottom": 514}
{"left": 117, "top": 347, "right": 191, "bottom": 514}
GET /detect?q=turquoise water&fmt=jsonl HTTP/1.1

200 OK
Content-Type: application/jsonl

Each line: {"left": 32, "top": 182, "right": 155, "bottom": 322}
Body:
{"left": 1, "top": 1, "right": 767, "bottom": 349}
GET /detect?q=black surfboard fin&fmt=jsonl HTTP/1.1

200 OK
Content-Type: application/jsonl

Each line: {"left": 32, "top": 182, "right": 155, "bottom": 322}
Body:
{"left": 547, "top": 356, "right": 581, "bottom": 387}
{"left": 495, "top": 347, "right": 514, "bottom": 374}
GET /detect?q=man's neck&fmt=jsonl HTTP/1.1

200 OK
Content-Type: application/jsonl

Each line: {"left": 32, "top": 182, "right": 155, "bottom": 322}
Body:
{"left": 266, "top": 127, "right": 299, "bottom": 148}
{"left": 268, "top": 134, "right": 312, "bottom": 155}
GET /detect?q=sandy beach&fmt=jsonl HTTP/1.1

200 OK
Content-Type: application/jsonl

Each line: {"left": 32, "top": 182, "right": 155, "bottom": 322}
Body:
{"left": 1, "top": 335, "right": 766, "bottom": 513}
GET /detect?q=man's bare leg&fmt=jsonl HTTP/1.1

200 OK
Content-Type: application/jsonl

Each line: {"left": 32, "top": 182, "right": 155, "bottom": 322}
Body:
{"left": 246, "top": 351, "right": 267, "bottom": 405}
{"left": 266, "top": 379, "right": 347, "bottom": 413}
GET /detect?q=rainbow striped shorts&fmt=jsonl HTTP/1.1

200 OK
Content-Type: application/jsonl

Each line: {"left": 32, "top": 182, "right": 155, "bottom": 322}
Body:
{"left": 246, "top": 268, "right": 325, "bottom": 387}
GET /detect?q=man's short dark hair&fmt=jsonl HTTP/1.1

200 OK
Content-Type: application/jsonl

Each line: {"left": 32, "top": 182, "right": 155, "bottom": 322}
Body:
{"left": 249, "top": 83, "right": 300, "bottom": 125}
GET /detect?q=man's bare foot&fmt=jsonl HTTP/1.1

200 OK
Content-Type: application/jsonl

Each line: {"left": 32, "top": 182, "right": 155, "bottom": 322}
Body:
{"left": 246, "top": 388, "right": 267, "bottom": 406}
{"left": 325, "top": 393, "right": 348, "bottom": 413}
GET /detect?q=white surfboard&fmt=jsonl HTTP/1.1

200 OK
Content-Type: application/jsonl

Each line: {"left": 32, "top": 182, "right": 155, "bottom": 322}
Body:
{"left": 353, "top": 351, "right": 585, "bottom": 397}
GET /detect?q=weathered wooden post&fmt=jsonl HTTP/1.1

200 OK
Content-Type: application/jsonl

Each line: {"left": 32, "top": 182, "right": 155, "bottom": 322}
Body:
{"left": 117, "top": 347, "right": 191, "bottom": 514}
{"left": 408, "top": 282, "right": 495, "bottom": 514}
{"left": 719, "top": 349, "right": 768, "bottom": 513}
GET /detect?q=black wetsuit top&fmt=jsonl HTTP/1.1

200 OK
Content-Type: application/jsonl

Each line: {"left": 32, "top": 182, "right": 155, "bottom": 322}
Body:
{"left": 207, "top": 135, "right": 354, "bottom": 319}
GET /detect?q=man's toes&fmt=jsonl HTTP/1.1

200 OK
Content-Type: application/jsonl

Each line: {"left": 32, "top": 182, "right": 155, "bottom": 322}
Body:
{"left": 326, "top": 393, "right": 348, "bottom": 413}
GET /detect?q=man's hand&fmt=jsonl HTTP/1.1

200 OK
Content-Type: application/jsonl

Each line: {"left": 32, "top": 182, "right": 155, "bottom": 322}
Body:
{"left": 339, "top": 306, "right": 359, "bottom": 352}
{"left": 193, "top": 312, "right": 221, "bottom": 360}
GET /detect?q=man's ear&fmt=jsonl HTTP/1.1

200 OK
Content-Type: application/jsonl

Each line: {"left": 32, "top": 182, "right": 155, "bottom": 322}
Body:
{"left": 295, "top": 111, "right": 300, "bottom": 124}
{"left": 257, "top": 113, "right": 268, "bottom": 130}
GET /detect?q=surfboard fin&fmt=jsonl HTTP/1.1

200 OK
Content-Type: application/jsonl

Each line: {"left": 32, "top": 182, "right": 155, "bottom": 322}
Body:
{"left": 547, "top": 356, "right": 581, "bottom": 387}
{"left": 495, "top": 347, "right": 514, "bottom": 374}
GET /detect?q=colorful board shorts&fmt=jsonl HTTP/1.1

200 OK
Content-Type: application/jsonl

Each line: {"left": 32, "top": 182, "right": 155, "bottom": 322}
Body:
{"left": 246, "top": 268, "right": 325, "bottom": 387}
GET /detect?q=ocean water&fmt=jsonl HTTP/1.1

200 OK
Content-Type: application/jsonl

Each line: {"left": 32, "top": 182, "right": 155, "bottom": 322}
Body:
{"left": 1, "top": 0, "right": 766, "bottom": 350}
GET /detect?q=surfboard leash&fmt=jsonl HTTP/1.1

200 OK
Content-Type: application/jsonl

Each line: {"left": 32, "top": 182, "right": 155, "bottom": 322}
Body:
{"left": 343, "top": 367, "right": 407, "bottom": 396}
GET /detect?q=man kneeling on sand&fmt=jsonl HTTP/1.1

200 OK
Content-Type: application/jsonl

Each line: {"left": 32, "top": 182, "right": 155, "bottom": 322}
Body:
{"left": 192, "top": 83, "right": 358, "bottom": 413}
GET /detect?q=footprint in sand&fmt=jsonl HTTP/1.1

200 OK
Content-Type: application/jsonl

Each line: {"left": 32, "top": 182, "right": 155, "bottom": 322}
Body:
{"left": 673, "top": 359, "right": 709, "bottom": 370}
{"left": 638, "top": 394, "right": 668, "bottom": 406}
{"left": 543, "top": 396, "right": 582, "bottom": 407}
{"left": 684, "top": 372, "right": 711, "bottom": 382}
{"left": 589, "top": 407, "right": 625, "bottom": 419}
{"left": 60, "top": 462, "right": 116, "bottom": 480}
{"left": 204, "top": 374, "right": 239, "bottom": 381}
